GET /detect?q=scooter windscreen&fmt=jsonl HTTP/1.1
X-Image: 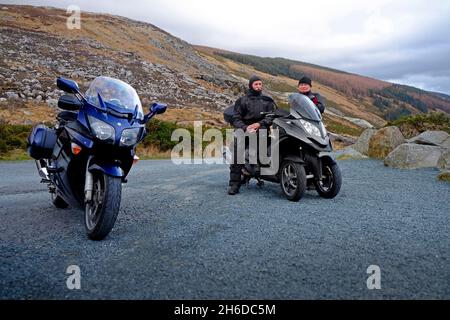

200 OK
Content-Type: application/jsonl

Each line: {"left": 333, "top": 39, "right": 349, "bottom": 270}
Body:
{"left": 288, "top": 93, "right": 322, "bottom": 121}
{"left": 85, "top": 76, "right": 144, "bottom": 120}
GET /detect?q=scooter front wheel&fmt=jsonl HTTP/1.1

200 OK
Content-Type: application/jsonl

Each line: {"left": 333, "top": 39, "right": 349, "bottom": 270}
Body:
{"left": 314, "top": 162, "right": 342, "bottom": 199}
{"left": 84, "top": 172, "right": 122, "bottom": 241}
{"left": 280, "top": 161, "right": 307, "bottom": 202}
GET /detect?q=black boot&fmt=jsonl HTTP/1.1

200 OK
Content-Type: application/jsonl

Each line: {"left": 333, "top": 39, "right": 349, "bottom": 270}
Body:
{"left": 228, "top": 184, "right": 240, "bottom": 195}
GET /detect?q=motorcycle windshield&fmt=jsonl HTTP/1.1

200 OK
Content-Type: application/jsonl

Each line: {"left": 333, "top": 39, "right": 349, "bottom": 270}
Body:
{"left": 288, "top": 93, "right": 322, "bottom": 121}
{"left": 85, "top": 76, "right": 143, "bottom": 119}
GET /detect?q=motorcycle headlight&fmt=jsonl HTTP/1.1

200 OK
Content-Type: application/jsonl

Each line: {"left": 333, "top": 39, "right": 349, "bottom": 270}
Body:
{"left": 88, "top": 115, "right": 115, "bottom": 141}
{"left": 120, "top": 128, "right": 141, "bottom": 147}
{"left": 299, "top": 119, "right": 321, "bottom": 137}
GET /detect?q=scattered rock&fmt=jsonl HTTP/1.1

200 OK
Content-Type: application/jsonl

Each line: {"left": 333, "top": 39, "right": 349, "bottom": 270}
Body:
{"left": 384, "top": 144, "right": 443, "bottom": 169}
{"left": 368, "top": 126, "right": 405, "bottom": 159}
{"left": 70, "top": 70, "right": 85, "bottom": 78}
{"left": 437, "top": 170, "right": 450, "bottom": 183}
{"left": 352, "top": 128, "right": 377, "bottom": 155}
{"left": 5, "top": 92, "right": 19, "bottom": 100}
{"left": 343, "top": 117, "right": 374, "bottom": 129}
{"left": 46, "top": 98, "right": 58, "bottom": 107}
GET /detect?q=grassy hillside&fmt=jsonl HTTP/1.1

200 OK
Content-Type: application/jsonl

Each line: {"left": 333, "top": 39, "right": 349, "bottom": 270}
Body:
{"left": 209, "top": 50, "right": 450, "bottom": 119}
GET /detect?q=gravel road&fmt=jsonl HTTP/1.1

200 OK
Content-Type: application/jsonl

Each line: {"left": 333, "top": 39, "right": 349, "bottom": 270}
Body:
{"left": 0, "top": 159, "right": 449, "bottom": 299}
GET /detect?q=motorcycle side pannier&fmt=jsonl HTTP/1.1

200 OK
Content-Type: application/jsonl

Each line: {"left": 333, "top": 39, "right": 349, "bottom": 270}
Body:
{"left": 27, "top": 124, "right": 57, "bottom": 160}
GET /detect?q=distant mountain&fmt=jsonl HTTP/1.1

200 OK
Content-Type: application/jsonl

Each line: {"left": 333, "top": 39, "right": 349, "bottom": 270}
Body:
{"left": 430, "top": 91, "right": 450, "bottom": 102}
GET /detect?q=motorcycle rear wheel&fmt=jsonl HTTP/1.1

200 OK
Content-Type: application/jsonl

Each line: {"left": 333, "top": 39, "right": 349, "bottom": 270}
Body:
{"left": 84, "top": 172, "right": 122, "bottom": 241}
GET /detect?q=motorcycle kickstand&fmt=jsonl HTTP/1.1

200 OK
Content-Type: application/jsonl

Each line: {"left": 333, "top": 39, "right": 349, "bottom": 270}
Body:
{"left": 256, "top": 178, "right": 264, "bottom": 187}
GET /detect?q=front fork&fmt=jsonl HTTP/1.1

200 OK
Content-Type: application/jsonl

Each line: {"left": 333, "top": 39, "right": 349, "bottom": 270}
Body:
{"left": 304, "top": 151, "right": 323, "bottom": 182}
{"left": 84, "top": 156, "right": 94, "bottom": 203}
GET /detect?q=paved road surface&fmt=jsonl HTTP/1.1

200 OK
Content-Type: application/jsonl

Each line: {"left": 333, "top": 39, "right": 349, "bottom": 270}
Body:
{"left": 0, "top": 159, "right": 449, "bottom": 299}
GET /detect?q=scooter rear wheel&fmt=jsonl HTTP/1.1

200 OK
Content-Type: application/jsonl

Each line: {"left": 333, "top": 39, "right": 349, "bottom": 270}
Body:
{"left": 280, "top": 161, "right": 307, "bottom": 202}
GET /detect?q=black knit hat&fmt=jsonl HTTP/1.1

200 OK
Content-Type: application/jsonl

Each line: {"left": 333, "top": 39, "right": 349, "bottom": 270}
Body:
{"left": 298, "top": 76, "right": 312, "bottom": 86}
{"left": 249, "top": 75, "right": 262, "bottom": 89}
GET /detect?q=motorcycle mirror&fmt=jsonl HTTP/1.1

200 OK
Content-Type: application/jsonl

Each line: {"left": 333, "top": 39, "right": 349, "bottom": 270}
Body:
{"left": 56, "top": 77, "right": 81, "bottom": 94}
{"left": 150, "top": 102, "right": 167, "bottom": 115}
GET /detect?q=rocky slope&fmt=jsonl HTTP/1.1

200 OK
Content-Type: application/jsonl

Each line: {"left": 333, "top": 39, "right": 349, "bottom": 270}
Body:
{"left": 0, "top": 5, "right": 245, "bottom": 125}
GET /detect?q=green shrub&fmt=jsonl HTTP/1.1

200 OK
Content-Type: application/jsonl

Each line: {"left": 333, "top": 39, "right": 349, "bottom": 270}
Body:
{"left": 143, "top": 119, "right": 227, "bottom": 152}
{"left": 0, "top": 123, "right": 32, "bottom": 157}
{"left": 386, "top": 112, "right": 450, "bottom": 138}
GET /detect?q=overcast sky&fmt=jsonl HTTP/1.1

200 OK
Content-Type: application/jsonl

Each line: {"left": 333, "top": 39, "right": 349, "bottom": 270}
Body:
{"left": 4, "top": 0, "right": 450, "bottom": 95}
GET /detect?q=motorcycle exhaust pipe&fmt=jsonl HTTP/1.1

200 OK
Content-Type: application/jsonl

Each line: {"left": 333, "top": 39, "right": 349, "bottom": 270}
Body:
{"left": 35, "top": 160, "right": 50, "bottom": 180}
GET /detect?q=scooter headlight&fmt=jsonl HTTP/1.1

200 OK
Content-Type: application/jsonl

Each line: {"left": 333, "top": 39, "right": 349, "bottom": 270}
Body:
{"left": 120, "top": 128, "right": 141, "bottom": 147}
{"left": 299, "top": 119, "right": 321, "bottom": 137}
{"left": 88, "top": 115, "right": 115, "bottom": 141}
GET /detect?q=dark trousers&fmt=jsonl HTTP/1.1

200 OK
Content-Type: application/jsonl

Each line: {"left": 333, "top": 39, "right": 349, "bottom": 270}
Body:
{"left": 229, "top": 132, "right": 268, "bottom": 186}
{"left": 229, "top": 136, "right": 244, "bottom": 186}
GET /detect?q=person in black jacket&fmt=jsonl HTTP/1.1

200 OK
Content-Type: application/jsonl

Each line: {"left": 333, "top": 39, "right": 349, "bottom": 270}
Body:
{"left": 297, "top": 76, "right": 325, "bottom": 113}
{"left": 228, "top": 75, "right": 276, "bottom": 195}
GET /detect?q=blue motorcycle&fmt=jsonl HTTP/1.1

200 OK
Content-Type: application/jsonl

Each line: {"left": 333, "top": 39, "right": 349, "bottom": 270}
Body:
{"left": 28, "top": 76, "right": 167, "bottom": 240}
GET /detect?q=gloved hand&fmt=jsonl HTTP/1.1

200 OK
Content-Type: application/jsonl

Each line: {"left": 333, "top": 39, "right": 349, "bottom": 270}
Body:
{"left": 312, "top": 96, "right": 319, "bottom": 106}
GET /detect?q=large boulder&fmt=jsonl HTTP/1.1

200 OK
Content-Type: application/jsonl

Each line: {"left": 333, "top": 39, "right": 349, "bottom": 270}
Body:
{"left": 334, "top": 147, "right": 369, "bottom": 160}
{"left": 407, "top": 130, "right": 450, "bottom": 147}
{"left": 438, "top": 150, "right": 450, "bottom": 170}
{"left": 384, "top": 144, "right": 443, "bottom": 169}
{"left": 352, "top": 128, "right": 377, "bottom": 155}
{"left": 368, "top": 126, "right": 405, "bottom": 159}
{"left": 440, "top": 138, "right": 450, "bottom": 150}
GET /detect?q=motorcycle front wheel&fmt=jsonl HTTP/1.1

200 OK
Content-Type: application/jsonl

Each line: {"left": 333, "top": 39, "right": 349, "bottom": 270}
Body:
{"left": 84, "top": 172, "right": 122, "bottom": 241}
